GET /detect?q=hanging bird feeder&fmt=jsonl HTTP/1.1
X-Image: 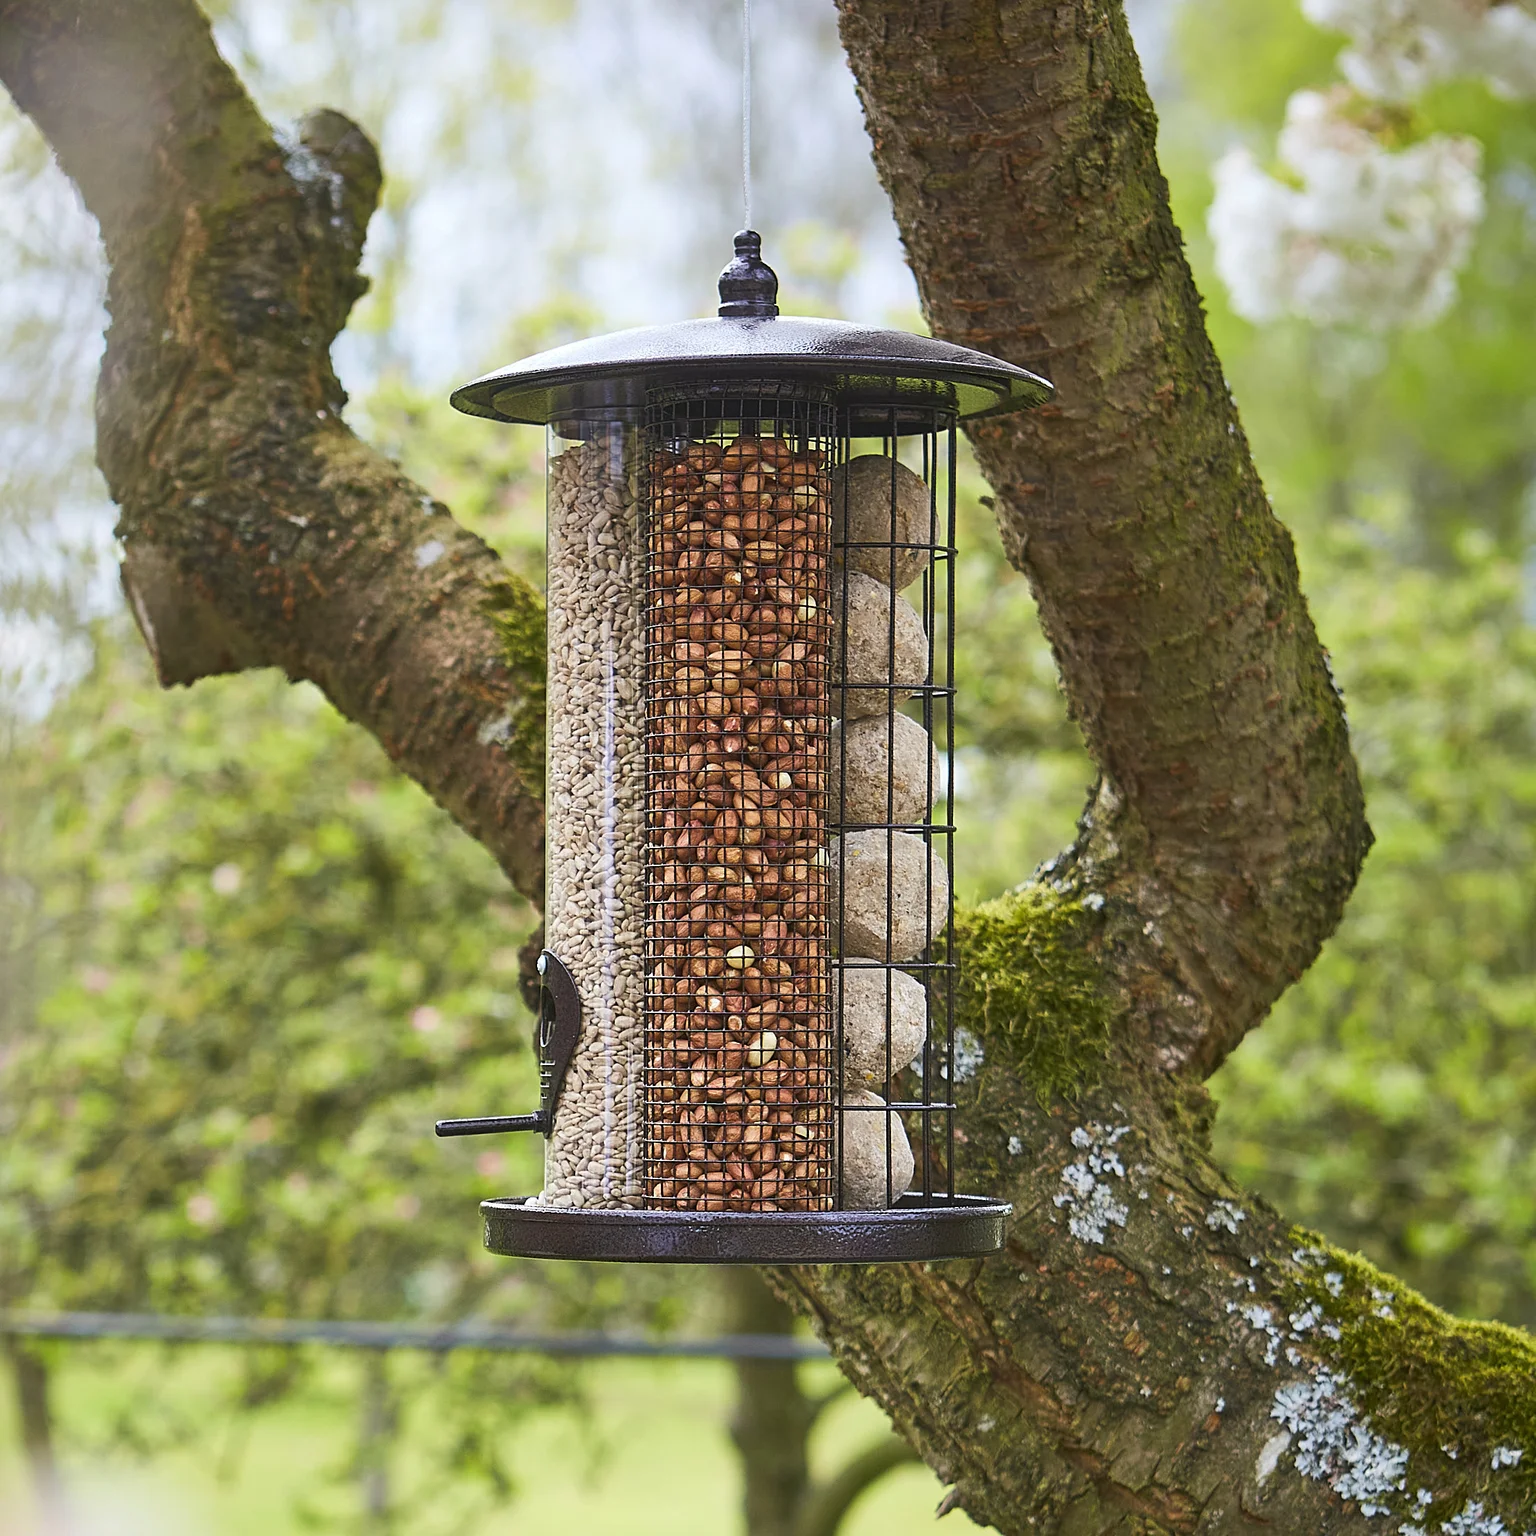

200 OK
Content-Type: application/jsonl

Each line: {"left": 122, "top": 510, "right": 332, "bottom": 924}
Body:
{"left": 436, "top": 232, "right": 1051, "bottom": 1262}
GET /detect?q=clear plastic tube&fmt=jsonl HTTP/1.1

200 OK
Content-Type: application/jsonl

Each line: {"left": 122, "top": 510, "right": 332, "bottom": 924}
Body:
{"left": 538, "top": 419, "right": 646, "bottom": 1208}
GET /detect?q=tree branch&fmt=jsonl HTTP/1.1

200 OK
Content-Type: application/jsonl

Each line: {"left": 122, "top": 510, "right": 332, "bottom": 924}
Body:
{"left": 6, "top": 1, "right": 1532, "bottom": 1531}
{"left": 835, "top": 0, "right": 1371, "bottom": 1076}
{"left": 795, "top": 1436, "right": 917, "bottom": 1536}
{"left": 726, "top": 1266, "right": 815, "bottom": 1536}
{"left": 775, "top": 1043, "right": 1536, "bottom": 1532}
{"left": 762, "top": 5, "right": 1529, "bottom": 1531}
{"left": 0, "top": 0, "right": 546, "bottom": 903}
{"left": 5, "top": 1337, "right": 66, "bottom": 1532}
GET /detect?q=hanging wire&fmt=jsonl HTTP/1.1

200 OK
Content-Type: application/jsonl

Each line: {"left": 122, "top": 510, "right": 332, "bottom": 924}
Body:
{"left": 741, "top": 0, "right": 753, "bottom": 230}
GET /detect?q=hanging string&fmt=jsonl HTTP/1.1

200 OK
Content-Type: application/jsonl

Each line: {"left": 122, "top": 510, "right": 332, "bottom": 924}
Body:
{"left": 741, "top": 0, "right": 753, "bottom": 231}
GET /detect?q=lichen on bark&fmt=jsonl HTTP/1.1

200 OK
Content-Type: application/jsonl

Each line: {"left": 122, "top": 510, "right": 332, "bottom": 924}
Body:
{"left": 1279, "top": 1230, "right": 1536, "bottom": 1522}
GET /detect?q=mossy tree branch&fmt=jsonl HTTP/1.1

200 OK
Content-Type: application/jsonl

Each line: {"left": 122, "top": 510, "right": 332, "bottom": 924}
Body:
{"left": 0, "top": 0, "right": 546, "bottom": 904}
{"left": 774, "top": 3, "right": 1532, "bottom": 1531}
{"left": 3, "top": 0, "right": 1533, "bottom": 1531}
{"left": 835, "top": 0, "right": 1371, "bottom": 1079}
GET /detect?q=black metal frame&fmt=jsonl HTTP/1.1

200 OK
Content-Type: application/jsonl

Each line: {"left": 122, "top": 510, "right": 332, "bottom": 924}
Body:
{"left": 830, "top": 407, "right": 959, "bottom": 1212}
{"left": 481, "top": 1194, "right": 1010, "bottom": 1263}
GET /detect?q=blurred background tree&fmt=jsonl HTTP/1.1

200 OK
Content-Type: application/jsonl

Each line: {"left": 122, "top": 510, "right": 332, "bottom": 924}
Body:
{"left": 3, "top": 0, "right": 1536, "bottom": 1529}
{"left": 1160, "top": 0, "right": 1536, "bottom": 1331}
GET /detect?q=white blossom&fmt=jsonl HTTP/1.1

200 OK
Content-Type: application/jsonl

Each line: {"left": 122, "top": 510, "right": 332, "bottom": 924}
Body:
{"left": 1303, "top": 0, "right": 1536, "bottom": 102}
{"left": 1209, "top": 88, "right": 1483, "bottom": 328}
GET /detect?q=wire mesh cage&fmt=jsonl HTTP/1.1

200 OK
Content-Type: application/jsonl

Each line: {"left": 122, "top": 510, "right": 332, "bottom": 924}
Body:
{"left": 829, "top": 409, "right": 959, "bottom": 1217}
{"left": 437, "top": 233, "right": 1050, "bottom": 1262}
{"left": 642, "top": 382, "right": 838, "bottom": 1216}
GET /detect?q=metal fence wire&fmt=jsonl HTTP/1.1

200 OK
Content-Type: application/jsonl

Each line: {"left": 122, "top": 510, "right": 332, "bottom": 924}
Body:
{"left": 0, "top": 1311, "right": 829, "bottom": 1360}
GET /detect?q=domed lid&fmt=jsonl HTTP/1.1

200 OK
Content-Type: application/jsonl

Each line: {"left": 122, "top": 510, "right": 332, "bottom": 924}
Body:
{"left": 450, "top": 232, "right": 1052, "bottom": 434}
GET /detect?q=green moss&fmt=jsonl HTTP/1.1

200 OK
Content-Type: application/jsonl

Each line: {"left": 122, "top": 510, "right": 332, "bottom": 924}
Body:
{"left": 483, "top": 576, "right": 547, "bottom": 788}
{"left": 951, "top": 886, "right": 1112, "bottom": 1103}
{"left": 1283, "top": 1228, "right": 1536, "bottom": 1515}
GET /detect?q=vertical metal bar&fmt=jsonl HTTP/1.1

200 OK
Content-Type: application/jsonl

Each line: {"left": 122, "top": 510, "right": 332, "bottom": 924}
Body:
{"left": 833, "top": 411, "right": 849, "bottom": 1207}
{"left": 919, "top": 420, "right": 936, "bottom": 1201}
{"left": 944, "top": 418, "right": 958, "bottom": 1201}
{"left": 883, "top": 402, "right": 896, "bottom": 1205}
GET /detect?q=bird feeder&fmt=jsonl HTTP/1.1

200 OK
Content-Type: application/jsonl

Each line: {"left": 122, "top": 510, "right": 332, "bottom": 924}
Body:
{"left": 437, "top": 233, "right": 1051, "bottom": 1262}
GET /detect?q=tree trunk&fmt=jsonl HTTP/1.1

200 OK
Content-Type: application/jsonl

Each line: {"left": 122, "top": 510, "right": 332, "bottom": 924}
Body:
{"left": 2, "top": 1, "right": 1534, "bottom": 1530}
{"left": 727, "top": 1269, "right": 814, "bottom": 1536}
{"left": 357, "top": 1349, "right": 395, "bottom": 1533}
{"left": 726, "top": 1269, "right": 919, "bottom": 1536}
{"left": 6, "top": 1337, "right": 67, "bottom": 1534}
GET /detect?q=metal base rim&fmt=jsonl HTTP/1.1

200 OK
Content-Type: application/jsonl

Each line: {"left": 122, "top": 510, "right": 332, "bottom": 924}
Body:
{"left": 480, "top": 1194, "right": 1012, "bottom": 1264}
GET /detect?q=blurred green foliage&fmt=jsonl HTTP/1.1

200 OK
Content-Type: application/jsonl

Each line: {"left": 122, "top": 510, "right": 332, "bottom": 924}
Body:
{"left": 0, "top": 635, "right": 688, "bottom": 1526}
{"left": 1, "top": 636, "right": 541, "bottom": 1322}
{"left": 945, "top": 474, "right": 1092, "bottom": 903}
{"left": 4, "top": 0, "right": 1536, "bottom": 1523}
{"left": 1164, "top": 0, "right": 1536, "bottom": 1329}
{"left": 1214, "top": 510, "right": 1536, "bottom": 1327}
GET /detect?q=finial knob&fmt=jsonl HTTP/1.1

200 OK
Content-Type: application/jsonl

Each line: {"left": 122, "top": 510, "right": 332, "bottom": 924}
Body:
{"left": 717, "top": 230, "right": 779, "bottom": 319}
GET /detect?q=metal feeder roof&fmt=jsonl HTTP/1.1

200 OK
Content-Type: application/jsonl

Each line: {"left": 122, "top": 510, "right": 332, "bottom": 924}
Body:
{"left": 450, "top": 232, "right": 1052, "bottom": 434}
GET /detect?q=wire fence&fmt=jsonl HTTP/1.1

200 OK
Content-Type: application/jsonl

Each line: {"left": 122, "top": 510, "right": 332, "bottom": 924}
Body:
{"left": 0, "top": 1310, "right": 830, "bottom": 1360}
{"left": 1, "top": 1309, "right": 891, "bottom": 1535}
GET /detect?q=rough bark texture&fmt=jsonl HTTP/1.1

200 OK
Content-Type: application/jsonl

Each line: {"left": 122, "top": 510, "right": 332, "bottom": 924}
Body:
{"left": 0, "top": 0, "right": 547, "bottom": 904}
{"left": 772, "top": 8, "right": 1531, "bottom": 1534}
{"left": 837, "top": 0, "right": 1370, "bottom": 1080}
{"left": 4, "top": 1, "right": 1535, "bottom": 1533}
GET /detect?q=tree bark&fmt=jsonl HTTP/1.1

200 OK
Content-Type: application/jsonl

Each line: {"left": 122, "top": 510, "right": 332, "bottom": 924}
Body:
{"left": 0, "top": 0, "right": 546, "bottom": 906}
{"left": 727, "top": 1268, "right": 815, "bottom": 1536}
{"left": 5, "top": 1337, "right": 67, "bottom": 1534}
{"left": 836, "top": 0, "right": 1371, "bottom": 1080}
{"left": 3, "top": 1, "right": 1534, "bottom": 1532}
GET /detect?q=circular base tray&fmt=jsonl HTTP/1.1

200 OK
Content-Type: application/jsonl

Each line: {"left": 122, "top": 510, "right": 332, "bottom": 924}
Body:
{"left": 480, "top": 1194, "right": 1011, "bottom": 1264}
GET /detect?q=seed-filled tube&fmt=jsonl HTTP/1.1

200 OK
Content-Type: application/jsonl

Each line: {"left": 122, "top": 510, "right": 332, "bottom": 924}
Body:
{"left": 539, "top": 420, "right": 646, "bottom": 1208}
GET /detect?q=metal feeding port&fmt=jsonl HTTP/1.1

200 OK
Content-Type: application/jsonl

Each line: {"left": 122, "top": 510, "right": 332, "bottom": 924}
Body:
{"left": 436, "top": 232, "right": 1051, "bottom": 1263}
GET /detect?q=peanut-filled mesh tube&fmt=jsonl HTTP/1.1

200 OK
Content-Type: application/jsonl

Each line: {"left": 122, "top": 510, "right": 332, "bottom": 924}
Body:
{"left": 539, "top": 419, "right": 646, "bottom": 1209}
{"left": 641, "top": 386, "right": 836, "bottom": 1212}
